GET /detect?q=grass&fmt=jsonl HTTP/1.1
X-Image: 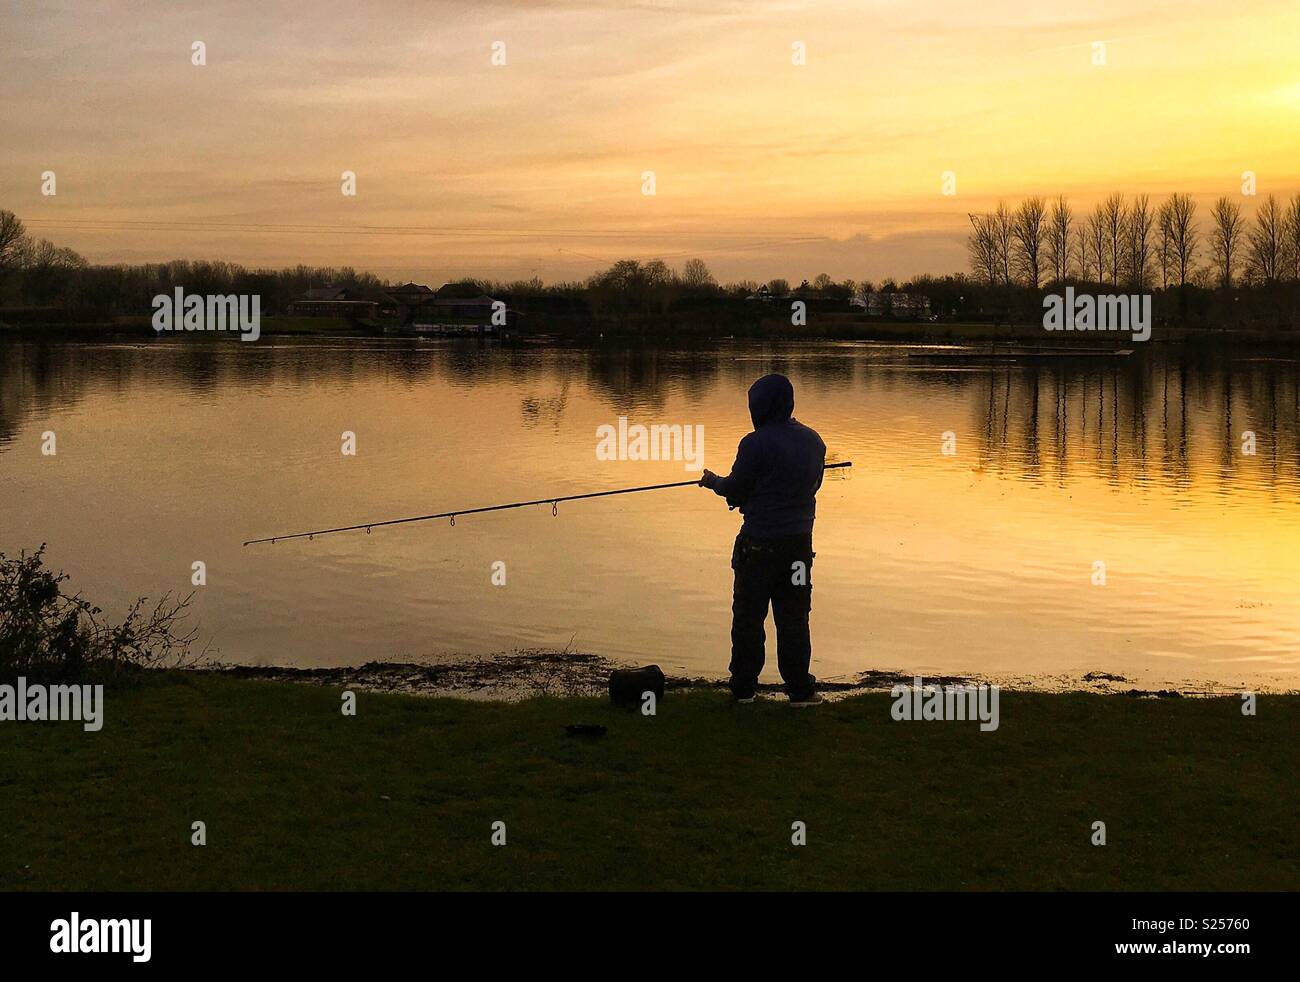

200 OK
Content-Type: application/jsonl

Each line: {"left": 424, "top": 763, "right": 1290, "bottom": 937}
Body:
{"left": 1, "top": 673, "right": 1295, "bottom": 891}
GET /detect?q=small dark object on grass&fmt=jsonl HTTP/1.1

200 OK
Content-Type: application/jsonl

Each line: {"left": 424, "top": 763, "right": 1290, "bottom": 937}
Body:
{"left": 609, "top": 665, "right": 665, "bottom": 708}
{"left": 565, "top": 723, "right": 607, "bottom": 738}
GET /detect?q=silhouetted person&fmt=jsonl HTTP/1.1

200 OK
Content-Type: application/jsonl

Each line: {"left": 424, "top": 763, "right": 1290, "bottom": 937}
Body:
{"left": 700, "top": 374, "right": 827, "bottom": 705}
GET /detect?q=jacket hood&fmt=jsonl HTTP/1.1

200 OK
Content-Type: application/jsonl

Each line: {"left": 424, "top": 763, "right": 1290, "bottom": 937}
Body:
{"left": 748, "top": 373, "right": 795, "bottom": 428}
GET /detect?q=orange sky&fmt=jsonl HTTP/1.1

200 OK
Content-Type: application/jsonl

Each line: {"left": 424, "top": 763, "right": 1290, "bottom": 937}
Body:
{"left": 3, "top": 0, "right": 1299, "bottom": 284}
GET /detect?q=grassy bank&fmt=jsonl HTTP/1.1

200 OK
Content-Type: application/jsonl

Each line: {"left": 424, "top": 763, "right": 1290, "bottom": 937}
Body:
{"left": 1, "top": 673, "right": 1295, "bottom": 891}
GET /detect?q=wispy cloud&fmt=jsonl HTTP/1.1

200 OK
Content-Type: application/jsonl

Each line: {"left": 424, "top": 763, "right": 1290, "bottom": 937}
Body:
{"left": 3, "top": 0, "right": 1299, "bottom": 282}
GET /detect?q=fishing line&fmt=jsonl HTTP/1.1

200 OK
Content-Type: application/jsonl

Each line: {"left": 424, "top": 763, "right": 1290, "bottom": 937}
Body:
{"left": 243, "top": 462, "right": 852, "bottom": 546}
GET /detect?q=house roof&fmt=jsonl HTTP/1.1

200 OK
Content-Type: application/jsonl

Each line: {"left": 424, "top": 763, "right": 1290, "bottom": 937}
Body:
{"left": 435, "top": 281, "right": 492, "bottom": 300}
{"left": 300, "top": 287, "right": 348, "bottom": 301}
{"left": 434, "top": 294, "right": 495, "bottom": 306}
{"left": 384, "top": 283, "right": 437, "bottom": 304}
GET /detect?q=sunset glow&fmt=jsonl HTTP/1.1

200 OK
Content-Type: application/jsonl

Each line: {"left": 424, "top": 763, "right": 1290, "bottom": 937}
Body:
{"left": 4, "top": 0, "right": 1300, "bottom": 283}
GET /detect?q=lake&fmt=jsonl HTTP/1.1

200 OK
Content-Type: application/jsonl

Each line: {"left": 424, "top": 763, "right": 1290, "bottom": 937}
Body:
{"left": 2, "top": 337, "right": 1298, "bottom": 691}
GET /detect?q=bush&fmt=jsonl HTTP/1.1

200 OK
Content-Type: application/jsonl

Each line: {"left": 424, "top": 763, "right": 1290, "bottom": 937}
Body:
{"left": 0, "top": 545, "right": 198, "bottom": 682}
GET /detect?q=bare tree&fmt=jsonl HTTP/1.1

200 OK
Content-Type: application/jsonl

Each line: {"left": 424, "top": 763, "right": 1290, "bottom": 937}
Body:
{"left": 1087, "top": 204, "right": 1107, "bottom": 285}
{"left": 1012, "top": 196, "right": 1047, "bottom": 288}
{"left": 1156, "top": 199, "right": 1174, "bottom": 290}
{"left": 992, "top": 201, "right": 1014, "bottom": 286}
{"left": 24, "top": 237, "right": 59, "bottom": 266}
{"left": 1046, "top": 196, "right": 1073, "bottom": 284}
{"left": 1072, "top": 223, "right": 1093, "bottom": 282}
{"left": 1101, "top": 193, "right": 1126, "bottom": 286}
{"left": 1284, "top": 194, "right": 1300, "bottom": 282}
{"left": 0, "top": 209, "right": 28, "bottom": 272}
{"left": 680, "top": 258, "right": 716, "bottom": 290}
{"left": 1125, "top": 194, "right": 1154, "bottom": 290}
{"left": 967, "top": 213, "right": 1001, "bottom": 288}
{"left": 1246, "top": 194, "right": 1284, "bottom": 284}
{"left": 1209, "top": 196, "right": 1246, "bottom": 289}
{"left": 18, "top": 237, "right": 87, "bottom": 304}
{"left": 1166, "top": 193, "right": 1198, "bottom": 288}
{"left": 642, "top": 258, "right": 673, "bottom": 286}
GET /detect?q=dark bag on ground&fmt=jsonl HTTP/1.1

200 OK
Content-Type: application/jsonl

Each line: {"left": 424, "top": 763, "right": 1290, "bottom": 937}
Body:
{"left": 608, "top": 665, "right": 665, "bottom": 708}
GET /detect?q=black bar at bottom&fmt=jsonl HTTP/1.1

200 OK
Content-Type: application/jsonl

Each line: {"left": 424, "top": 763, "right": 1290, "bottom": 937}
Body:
{"left": 0, "top": 891, "right": 1283, "bottom": 969}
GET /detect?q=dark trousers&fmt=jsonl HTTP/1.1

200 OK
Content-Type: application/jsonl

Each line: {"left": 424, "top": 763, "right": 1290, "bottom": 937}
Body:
{"left": 729, "top": 532, "right": 815, "bottom": 699}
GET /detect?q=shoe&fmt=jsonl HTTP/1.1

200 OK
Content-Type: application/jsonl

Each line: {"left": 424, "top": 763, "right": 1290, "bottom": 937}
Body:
{"left": 788, "top": 692, "right": 823, "bottom": 707}
{"left": 733, "top": 692, "right": 756, "bottom": 705}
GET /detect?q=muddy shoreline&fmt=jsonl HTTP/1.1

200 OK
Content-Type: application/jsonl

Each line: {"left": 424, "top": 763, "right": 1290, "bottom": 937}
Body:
{"left": 205, "top": 649, "right": 1256, "bottom": 701}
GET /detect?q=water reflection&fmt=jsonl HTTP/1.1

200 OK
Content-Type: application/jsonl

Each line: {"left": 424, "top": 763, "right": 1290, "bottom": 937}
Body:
{"left": 949, "top": 352, "right": 1300, "bottom": 494}
{"left": 2, "top": 337, "right": 1298, "bottom": 689}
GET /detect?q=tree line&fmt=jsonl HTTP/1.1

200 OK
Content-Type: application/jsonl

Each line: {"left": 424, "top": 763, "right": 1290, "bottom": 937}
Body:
{"left": 7, "top": 197, "right": 1300, "bottom": 333}
{"left": 0, "top": 209, "right": 869, "bottom": 321}
{"left": 967, "top": 192, "right": 1300, "bottom": 293}
{"left": 0, "top": 210, "right": 390, "bottom": 314}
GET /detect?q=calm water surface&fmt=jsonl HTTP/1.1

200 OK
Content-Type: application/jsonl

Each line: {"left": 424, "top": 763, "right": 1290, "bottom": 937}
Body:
{"left": 3, "top": 338, "right": 1299, "bottom": 690}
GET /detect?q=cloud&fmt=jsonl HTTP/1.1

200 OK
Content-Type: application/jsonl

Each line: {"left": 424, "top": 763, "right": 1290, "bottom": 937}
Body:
{"left": 3, "top": 0, "right": 1298, "bottom": 282}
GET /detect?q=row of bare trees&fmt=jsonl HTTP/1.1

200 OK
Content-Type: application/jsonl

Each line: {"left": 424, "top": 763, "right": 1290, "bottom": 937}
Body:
{"left": 0, "top": 210, "right": 88, "bottom": 284}
{"left": 969, "top": 193, "right": 1300, "bottom": 293}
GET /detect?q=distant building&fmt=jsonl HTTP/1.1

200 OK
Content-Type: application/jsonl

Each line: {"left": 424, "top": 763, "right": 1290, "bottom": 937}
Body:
{"left": 386, "top": 282, "right": 436, "bottom": 306}
{"left": 857, "top": 292, "right": 932, "bottom": 319}
{"left": 887, "top": 293, "right": 932, "bottom": 319}
{"left": 429, "top": 283, "right": 498, "bottom": 323}
{"left": 303, "top": 287, "right": 349, "bottom": 302}
{"left": 380, "top": 283, "right": 436, "bottom": 324}
{"left": 382, "top": 282, "right": 509, "bottom": 335}
{"left": 287, "top": 287, "right": 377, "bottom": 318}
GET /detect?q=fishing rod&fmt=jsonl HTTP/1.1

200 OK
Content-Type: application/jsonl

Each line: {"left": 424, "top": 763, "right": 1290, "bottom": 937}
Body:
{"left": 243, "top": 461, "right": 852, "bottom": 546}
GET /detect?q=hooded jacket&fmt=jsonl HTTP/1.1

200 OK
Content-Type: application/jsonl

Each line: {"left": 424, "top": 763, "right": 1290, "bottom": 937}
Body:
{"left": 704, "top": 373, "right": 827, "bottom": 539}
